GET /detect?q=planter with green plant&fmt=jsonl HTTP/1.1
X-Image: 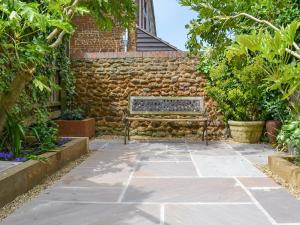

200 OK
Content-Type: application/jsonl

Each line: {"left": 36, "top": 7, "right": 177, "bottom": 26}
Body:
{"left": 204, "top": 54, "right": 267, "bottom": 143}
{"left": 56, "top": 109, "right": 95, "bottom": 138}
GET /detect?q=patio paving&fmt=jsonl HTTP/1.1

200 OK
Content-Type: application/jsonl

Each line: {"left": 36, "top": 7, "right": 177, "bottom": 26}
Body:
{"left": 1, "top": 139, "right": 300, "bottom": 225}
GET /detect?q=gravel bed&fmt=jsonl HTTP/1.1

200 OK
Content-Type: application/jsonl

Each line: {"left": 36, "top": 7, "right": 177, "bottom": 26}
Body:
{"left": 0, "top": 151, "right": 91, "bottom": 222}
{"left": 258, "top": 164, "right": 300, "bottom": 201}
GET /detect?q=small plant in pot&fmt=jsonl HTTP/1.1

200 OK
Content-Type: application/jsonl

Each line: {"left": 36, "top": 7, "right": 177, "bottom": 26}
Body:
{"left": 56, "top": 109, "right": 95, "bottom": 138}
{"left": 262, "top": 90, "right": 289, "bottom": 144}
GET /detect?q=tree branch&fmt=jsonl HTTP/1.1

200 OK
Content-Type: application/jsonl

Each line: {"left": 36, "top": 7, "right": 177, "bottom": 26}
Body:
{"left": 215, "top": 12, "right": 300, "bottom": 53}
{"left": 50, "top": 30, "right": 66, "bottom": 48}
{"left": 0, "top": 67, "right": 35, "bottom": 133}
{"left": 285, "top": 48, "right": 300, "bottom": 60}
{"left": 46, "top": 0, "right": 80, "bottom": 43}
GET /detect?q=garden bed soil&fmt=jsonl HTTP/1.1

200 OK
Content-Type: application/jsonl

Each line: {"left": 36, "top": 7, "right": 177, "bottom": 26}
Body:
{"left": 268, "top": 155, "right": 300, "bottom": 188}
{"left": 0, "top": 137, "right": 88, "bottom": 208}
{"left": 56, "top": 118, "right": 96, "bottom": 138}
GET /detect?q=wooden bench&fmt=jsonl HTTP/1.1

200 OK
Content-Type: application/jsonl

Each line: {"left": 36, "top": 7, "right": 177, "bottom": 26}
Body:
{"left": 123, "top": 96, "right": 208, "bottom": 145}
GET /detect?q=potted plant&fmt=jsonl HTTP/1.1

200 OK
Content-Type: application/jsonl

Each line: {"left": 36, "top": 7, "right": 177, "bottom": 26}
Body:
{"left": 262, "top": 90, "right": 289, "bottom": 144}
{"left": 205, "top": 54, "right": 267, "bottom": 143}
{"left": 56, "top": 109, "right": 95, "bottom": 138}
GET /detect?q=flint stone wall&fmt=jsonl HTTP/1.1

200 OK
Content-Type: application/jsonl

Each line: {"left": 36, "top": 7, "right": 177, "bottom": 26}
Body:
{"left": 72, "top": 51, "right": 224, "bottom": 139}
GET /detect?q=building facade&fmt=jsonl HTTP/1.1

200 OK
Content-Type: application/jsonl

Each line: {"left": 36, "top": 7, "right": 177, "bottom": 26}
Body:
{"left": 70, "top": 0, "right": 179, "bottom": 58}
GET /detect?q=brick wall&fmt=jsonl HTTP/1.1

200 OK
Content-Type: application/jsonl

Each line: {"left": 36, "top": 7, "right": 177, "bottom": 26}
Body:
{"left": 72, "top": 52, "right": 224, "bottom": 139}
{"left": 70, "top": 16, "right": 137, "bottom": 59}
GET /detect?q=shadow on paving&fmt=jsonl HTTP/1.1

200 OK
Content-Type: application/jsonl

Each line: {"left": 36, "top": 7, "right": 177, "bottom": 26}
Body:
{"left": 1, "top": 145, "right": 169, "bottom": 225}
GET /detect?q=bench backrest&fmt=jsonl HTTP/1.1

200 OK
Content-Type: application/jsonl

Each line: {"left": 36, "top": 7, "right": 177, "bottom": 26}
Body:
{"left": 129, "top": 96, "right": 205, "bottom": 115}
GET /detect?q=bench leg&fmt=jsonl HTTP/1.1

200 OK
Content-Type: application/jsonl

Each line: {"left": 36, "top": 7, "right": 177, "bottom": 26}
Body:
{"left": 202, "top": 123, "right": 205, "bottom": 142}
{"left": 124, "top": 120, "right": 128, "bottom": 145}
{"left": 205, "top": 121, "right": 208, "bottom": 146}
{"left": 128, "top": 122, "right": 130, "bottom": 141}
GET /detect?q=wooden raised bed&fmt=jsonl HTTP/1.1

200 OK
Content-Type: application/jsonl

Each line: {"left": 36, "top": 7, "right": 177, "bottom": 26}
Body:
{"left": 0, "top": 137, "right": 88, "bottom": 208}
{"left": 268, "top": 155, "right": 300, "bottom": 188}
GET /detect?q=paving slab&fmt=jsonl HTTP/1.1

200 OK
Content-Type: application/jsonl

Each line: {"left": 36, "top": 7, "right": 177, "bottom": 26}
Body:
{"left": 229, "top": 143, "right": 274, "bottom": 152}
{"left": 251, "top": 189, "right": 300, "bottom": 223}
{"left": 234, "top": 147, "right": 277, "bottom": 165}
{"left": 89, "top": 139, "right": 109, "bottom": 151}
{"left": 78, "top": 150, "right": 137, "bottom": 168}
{"left": 55, "top": 166, "right": 132, "bottom": 188}
{"left": 192, "top": 155, "right": 266, "bottom": 177}
{"left": 1, "top": 202, "right": 160, "bottom": 225}
{"left": 134, "top": 162, "right": 197, "bottom": 177}
{"left": 186, "top": 142, "right": 233, "bottom": 151}
{"left": 166, "top": 143, "right": 188, "bottom": 152}
{"left": 165, "top": 204, "right": 273, "bottom": 225}
{"left": 138, "top": 151, "right": 191, "bottom": 162}
{"left": 98, "top": 142, "right": 146, "bottom": 151}
{"left": 238, "top": 177, "right": 280, "bottom": 188}
{"left": 189, "top": 148, "right": 237, "bottom": 156}
{"left": 38, "top": 186, "right": 123, "bottom": 202}
{"left": 122, "top": 178, "right": 250, "bottom": 203}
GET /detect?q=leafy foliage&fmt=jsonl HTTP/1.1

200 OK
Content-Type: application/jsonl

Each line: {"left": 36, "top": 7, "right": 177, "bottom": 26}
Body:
{"left": 0, "top": 112, "right": 24, "bottom": 157}
{"left": 0, "top": 0, "right": 136, "bottom": 160}
{"left": 180, "top": 0, "right": 300, "bottom": 54}
{"left": 205, "top": 54, "right": 268, "bottom": 122}
{"left": 261, "top": 91, "right": 289, "bottom": 122}
{"left": 29, "top": 109, "right": 58, "bottom": 152}
{"left": 277, "top": 118, "right": 300, "bottom": 164}
{"left": 57, "top": 37, "right": 76, "bottom": 108}
{"left": 0, "top": 0, "right": 136, "bottom": 134}
{"left": 61, "top": 108, "right": 85, "bottom": 120}
{"left": 226, "top": 22, "right": 300, "bottom": 99}
{"left": 182, "top": 0, "right": 296, "bottom": 128}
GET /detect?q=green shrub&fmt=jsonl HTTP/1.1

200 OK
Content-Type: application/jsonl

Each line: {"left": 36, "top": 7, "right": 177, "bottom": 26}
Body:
{"left": 0, "top": 112, "right": 24, "bottom": 158}
{"left": 61, "top": 109, "right": 86, "bottom": 120}
{"left": 277, "top": 118, "right": 300, "bottom": 164}
{"left": 205, "top": 55, "right": 268, "bottom": 122}
{"left": 261, "top": 90, "right": 290, "bottom": 122}
{"left": 30, "top": 110, "right": 58, "bottom": 152}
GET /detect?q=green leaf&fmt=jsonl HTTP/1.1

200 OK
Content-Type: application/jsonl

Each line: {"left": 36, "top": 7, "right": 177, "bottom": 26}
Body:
{"left": 33, "top": 77, "right": 51, "bottom": 92}
{"left": 48, "top": 20, "right": 74, "bottom": 33}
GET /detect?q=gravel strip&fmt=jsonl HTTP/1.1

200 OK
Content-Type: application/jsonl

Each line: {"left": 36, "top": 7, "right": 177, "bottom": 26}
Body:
{"left": 0, "top": 151, "right": 91, "bottom": 222}
{"left": 258, "top": 164, "right": 300, "bottom": 201}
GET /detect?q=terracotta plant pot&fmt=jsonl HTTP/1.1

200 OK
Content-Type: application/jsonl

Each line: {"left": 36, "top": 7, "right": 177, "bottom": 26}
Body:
{"left": 266, "top": 120, "right": 282, "bottom": 144}
{"left": 228, "top": 121, "right": 265, "bottom": 143}
{"left": 56, "top": 118, "right": 96, "bottom": 138}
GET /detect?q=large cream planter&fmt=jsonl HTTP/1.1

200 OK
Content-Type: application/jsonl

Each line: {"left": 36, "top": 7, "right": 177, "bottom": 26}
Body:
{"left": 228, "top": 121, "right": 265, "bottom": 143}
